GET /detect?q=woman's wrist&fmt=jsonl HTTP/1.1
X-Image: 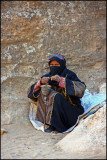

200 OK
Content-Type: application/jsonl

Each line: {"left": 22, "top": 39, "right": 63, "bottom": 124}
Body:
{"left": 59, "top": 77, "right": 65, "bottom": 88}
{"left": 55, "top": 76, "right": 61, "bottom": 82}
{"left": 33, "top": 79, "right": 41, "bottom": 93}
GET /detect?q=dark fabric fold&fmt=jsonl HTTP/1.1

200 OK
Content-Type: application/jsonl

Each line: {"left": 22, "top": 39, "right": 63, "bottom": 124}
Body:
{"left": 27, "top": 56, "right": 86, "bottom": 132}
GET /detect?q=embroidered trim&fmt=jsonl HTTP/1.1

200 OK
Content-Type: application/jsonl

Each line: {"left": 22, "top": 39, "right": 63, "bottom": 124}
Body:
{"left": 65, "top": 74, "right": 68, "bottom": 97}
{"left": 72, "top": 81, "right": 76, "bottom": 96}
{"left": 72, "top": 81, "right": 86, "bottom": 97}
{"left": 27, "top": 87, "right": 31, "bottom": 96}
{"left": 33, "top": 80, "right": 41, "bottom": 93}
{"left": 68, "top": 96, "right": 76, "bottom": 106}
{"left": 35, "top": 98, "right": 39, "bottom": 119}
{"left": 33, "top": 89, "right": 41, "bottom": 98}
{"left": 59, "top": 77, "right": 65, "bottom": 88}
{"left": 49, "top": 93, "right": 58, "bottom": 123}
{"left": 65, "top": 78, "right": 67, "bottom": 97}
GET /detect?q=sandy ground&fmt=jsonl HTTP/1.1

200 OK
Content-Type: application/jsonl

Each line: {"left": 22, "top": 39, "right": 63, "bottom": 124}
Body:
{"left": 1, "top": 122, "right": 106, "bottom": 159}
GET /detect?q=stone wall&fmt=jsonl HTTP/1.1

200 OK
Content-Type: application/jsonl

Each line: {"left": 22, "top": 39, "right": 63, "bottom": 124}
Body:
{"left": 1, "top": 1, "right": 106, "bottom": 124}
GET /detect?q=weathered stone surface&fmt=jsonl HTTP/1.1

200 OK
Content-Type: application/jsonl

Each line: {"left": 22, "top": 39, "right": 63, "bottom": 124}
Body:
{"left": 98, "top": 83, "right": 106, "bottom": 94}
{"left": 56, "top": 104, "right": 106, "bottom": 158}
{"left": 1, "top": 1, "right": 106, "bottom": 125}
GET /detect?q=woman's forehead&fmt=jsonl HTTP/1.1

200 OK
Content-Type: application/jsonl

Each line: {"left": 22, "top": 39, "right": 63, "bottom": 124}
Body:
{"left": 50, "top": 60, "right": 59, "bottom": 64}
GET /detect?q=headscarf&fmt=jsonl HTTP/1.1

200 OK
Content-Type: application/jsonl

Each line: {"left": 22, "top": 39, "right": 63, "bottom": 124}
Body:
{"left": 47, "top": 54, "right": 66, "bottom": 86}
{"left": 41, "top": 54, "right": 82, "bottom": 86}
{"left": 49, "top": 55, "right": 66, "bottom": 76}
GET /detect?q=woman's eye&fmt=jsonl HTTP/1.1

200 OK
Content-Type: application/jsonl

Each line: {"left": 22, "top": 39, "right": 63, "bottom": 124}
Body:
{"left": 50, "top": 64, "right": 59, "bottom": 66}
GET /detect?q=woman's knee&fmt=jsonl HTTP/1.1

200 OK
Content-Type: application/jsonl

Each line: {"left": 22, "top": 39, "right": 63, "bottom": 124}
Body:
{"left": 54, "top": 93, "right": 64, "bottom": 102}
{"left": 52, "top": 94, "right": 64, "bottom": 113}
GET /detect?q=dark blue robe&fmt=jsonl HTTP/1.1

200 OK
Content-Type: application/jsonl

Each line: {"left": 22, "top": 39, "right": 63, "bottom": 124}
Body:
{"left": 28, "top": 68, "right": 86, "bottom": 132}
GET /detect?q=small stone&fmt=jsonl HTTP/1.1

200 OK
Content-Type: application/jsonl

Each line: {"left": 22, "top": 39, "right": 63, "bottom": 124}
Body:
{"left": 32, "top": 153, "right": 38, "bottom": 158}
{"left": 56, "top": 146, "right": 60, "bottom": 149}
{"left": 1, "top": 128, "right": 8, "bottom": 135}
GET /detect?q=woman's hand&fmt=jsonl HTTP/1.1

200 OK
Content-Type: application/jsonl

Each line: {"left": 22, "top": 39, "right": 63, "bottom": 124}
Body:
{"left": 41, "top": 77, "right": 50, "bottom": 85}
{"left": 51, "top": 75, "right": 61, "bottom": 82}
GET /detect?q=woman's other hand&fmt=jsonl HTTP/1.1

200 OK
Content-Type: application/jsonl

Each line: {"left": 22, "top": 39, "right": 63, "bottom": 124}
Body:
{"left": 51, "top": 75, "right": 61, "bottom": 82}
{"left": 41, "top": 77, "right": 50, "bottom": 85}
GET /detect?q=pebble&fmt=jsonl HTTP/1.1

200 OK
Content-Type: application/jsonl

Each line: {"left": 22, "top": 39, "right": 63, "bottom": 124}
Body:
{"left": 56, "top": 146, "right": 60, "bottom": 149}
{"left": 1, "top": 128, "right": 8, "bottom": 135}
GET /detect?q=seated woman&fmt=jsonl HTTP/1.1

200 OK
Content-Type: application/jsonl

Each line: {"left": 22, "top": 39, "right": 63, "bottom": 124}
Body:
{"left": 27, "top": 54, "right": 86, "bottom": 133}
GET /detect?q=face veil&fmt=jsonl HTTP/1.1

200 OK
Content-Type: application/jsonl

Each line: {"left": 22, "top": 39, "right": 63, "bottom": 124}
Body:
{"left": 49, "top": 66, "right": 64, "bottom": 76}
{"left": 49, "top": 55, "right": 66, "bottom": 76}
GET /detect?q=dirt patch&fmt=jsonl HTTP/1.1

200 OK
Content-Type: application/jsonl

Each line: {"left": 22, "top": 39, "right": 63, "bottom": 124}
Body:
{"left": 1, "top": 122, "right": 67, "bottom": 159}
{"left": 1, "top": 122, "right": 105, "bottom": 159}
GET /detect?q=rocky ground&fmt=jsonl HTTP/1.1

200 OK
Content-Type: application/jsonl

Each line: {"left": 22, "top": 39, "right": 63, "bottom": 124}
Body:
{"left": 1, "top": 122, "right": 69, "bottom": 159}
{"left": 1, "top": 117, "right": 106, "bottom": 159}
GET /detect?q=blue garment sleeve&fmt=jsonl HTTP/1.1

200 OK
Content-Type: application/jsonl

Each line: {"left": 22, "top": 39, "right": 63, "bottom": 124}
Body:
{"left": 65, "top": 73, "right": 86, "bottom": 98}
